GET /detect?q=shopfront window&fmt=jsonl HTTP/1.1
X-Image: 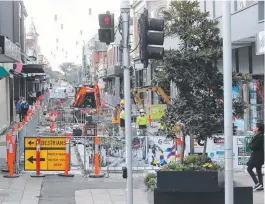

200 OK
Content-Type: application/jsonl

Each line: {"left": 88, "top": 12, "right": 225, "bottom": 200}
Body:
{"left": 249, "top": 78, "right": 264, "bottom": 129}
{"left": 233, "top": 78, "right": 264, "bottom": 134}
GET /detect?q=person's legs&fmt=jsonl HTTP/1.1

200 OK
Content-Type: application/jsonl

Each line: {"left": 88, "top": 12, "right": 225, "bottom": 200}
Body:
{"left": 247, "top": 165, "right": 263, "bottom": 191}
{"left": 256, "top": 165, "right": 263, "bottom": 187}
{"left": 19, "top": 113, "right": 22, "bottom": 122}
{"left": 247, "top": 165, "right": 259, "bottom": 184}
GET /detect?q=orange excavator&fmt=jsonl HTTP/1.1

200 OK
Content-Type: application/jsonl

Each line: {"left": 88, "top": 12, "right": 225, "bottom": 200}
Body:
{"left": 72, "top": 83, "right": 100, "bottom": 122}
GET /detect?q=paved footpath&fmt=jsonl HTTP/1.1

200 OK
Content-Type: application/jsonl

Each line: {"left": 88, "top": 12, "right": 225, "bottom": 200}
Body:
{"left": 234, "top": 172, "right": 264, "bottom": 204}
{"left": 0, "top": 172, "right": 262, "bottom": 204}
{"left": 0, "top": 135, "right": 263, "bottom": 204}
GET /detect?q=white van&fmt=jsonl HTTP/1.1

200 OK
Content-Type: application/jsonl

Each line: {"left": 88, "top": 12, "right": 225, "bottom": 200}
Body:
{"left": 50, "top": 87, "right": 68, "bottom": 99}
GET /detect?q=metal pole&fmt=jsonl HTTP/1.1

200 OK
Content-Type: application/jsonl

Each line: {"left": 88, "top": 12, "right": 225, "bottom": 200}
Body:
{"left": 222, "top": 2, "right": 233, "bottom": 204}
{"left": 121, "top": 0, "right": 133, "bottom": 203}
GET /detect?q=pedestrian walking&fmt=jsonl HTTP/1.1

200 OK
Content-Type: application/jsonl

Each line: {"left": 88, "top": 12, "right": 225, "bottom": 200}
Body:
{"left": 16, "top": 97, "right": 23, "bottom": 122}
{"left": 247, "top": 123, "right": 264, "bottom": 191}
{"left": 20, "top": 97, "right": 29, "bottom": 121}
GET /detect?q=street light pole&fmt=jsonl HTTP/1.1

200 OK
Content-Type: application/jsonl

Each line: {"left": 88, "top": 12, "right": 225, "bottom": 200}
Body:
{"left": 121, "top": 0, "right": 133, "bottom": 204}
{"left": 222, "top": 2, "right": 234, "bottom": 204}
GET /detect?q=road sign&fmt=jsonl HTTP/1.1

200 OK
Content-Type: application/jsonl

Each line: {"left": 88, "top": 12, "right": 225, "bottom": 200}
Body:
{"left": 244, "top": 136, "right": 252, "bottom": 153}
{"left": 24, "top": 137, "right": 70, "bottom": 171}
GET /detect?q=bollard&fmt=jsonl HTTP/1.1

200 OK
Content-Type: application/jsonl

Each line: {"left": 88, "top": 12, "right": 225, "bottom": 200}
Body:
{"left": 176, "top": 136, "right": 182, "bottom": 161}
{"left": 89, "top": 136, "right": 105, "bottom": 178}
{"left": 59, "top": 136, "right": 74, "bottom": 177}
{"left": 30, "top": 136, "right": 45, "bottom": 177}
{"left": 148, "top": 106, "right": 152, "bottom": 127}
{"left": 11, "top": 127, "right": 17, "bottom": 161}
{"left": 2, "top": 134, "right": 11, "bottom": 173}
{"left": 4, "top": 135, "right": 19, "bottom": 178}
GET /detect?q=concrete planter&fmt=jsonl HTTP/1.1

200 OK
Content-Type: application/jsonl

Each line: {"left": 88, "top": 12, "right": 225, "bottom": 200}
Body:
{"left": 157, "top": 170, "right": 224, "bottom": 192}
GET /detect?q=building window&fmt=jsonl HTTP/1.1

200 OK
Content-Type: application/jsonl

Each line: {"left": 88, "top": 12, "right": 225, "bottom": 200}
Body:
{"left": 235, "top": 0, "right": 256, "bottom": 12}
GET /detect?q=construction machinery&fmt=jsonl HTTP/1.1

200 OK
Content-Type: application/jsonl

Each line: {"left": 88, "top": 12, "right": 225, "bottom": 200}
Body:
{"left": 72, "top": 84, "right": 100, "bottom": 123}
{"left": 131, "top": 86, "right": 170, "bottom": 106}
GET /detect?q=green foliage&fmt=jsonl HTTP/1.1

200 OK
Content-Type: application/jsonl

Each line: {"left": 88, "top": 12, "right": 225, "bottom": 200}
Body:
{"left": 59, "top": 62, "right": 82, "bottom": 85}
{"left": 43, "top": 64, "right": 64, "bottom": 81}
{"left": 144, "top": 173, "right": 157, "bottom": 191}
{"left": 160, "top": 155, "right": 223, "bottom": 172}
{"left": 232, "top": 71, "right": 252, "bottom": 86}
{"left": 157, "top": 0, "right": 246, "bottom": 140}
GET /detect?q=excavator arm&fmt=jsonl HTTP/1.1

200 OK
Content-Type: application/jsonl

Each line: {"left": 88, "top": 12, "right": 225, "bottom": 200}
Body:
{"left": 131, "top": 86, "right": 170, "bottom": 106}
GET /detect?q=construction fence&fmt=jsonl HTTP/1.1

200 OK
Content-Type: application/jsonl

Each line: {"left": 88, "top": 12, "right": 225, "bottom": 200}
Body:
{"left": 2, "top": 93, "right": 49, "bottom": 175}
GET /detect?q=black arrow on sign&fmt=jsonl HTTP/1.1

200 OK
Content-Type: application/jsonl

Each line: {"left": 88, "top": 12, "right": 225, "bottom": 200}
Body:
{"left": 28, "top": 141, "right": 34, "bottom": 146}
{"left": 27, "top": 156, "right": 45, "bottom": 164}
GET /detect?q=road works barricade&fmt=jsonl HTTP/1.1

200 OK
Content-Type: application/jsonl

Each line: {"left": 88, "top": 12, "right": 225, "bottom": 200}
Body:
{"left": 2, "top": 93, "right": 49, "bottom": 176}
{"left": 72, "top": 135, "right": 179, "bottom": 175}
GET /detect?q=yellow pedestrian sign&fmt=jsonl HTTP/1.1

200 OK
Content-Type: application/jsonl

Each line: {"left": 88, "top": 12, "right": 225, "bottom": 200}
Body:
{"left": 24, "top": 137, "right": 70, "bottom": 171}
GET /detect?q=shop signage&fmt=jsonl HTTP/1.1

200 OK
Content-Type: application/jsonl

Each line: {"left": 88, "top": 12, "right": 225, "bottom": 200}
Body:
{"left": 214, "top": 137, "right": 224, "bottom": 144}
{"left": 256, "top": 31, "right": 265, "bottom": 55}
{"left": 0, "top": 36, "right": 21, "bottom": 62}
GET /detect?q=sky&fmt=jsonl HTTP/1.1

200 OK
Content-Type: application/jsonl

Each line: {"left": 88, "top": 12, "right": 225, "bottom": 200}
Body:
{"left": 23, "top": 0, "right": 127, "bottom": 71}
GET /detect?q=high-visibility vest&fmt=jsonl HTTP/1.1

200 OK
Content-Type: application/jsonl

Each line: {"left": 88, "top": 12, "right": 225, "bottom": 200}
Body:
{"left": 158, "top": 122, "right": 164, "bottom": 130}
{"left": 120, "top": 110, "right": 125, "bottom": 120}
{"left": 112, "top": 109, "right": 120, "bottom": 124}
{"left": 136, "top": 115, "right": 148, "bottom": 127}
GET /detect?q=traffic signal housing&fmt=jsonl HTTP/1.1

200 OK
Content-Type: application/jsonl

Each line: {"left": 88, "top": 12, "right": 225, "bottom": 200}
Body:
{"left": 138, "top": 9, "right": 164, "bottom": 68}
{"left": 98, "top": 13, "right": 115, "bottom": 45}
{"left": 233, "top": 123, "right": 237, "bottom": 135}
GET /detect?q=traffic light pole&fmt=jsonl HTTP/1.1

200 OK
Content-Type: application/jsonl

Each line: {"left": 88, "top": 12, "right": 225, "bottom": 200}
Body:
{"left": 222, "top": 2, "right": 233, "bottom": 204}
{"left": 120, "top": 1, "right": 133, "bottom": 204}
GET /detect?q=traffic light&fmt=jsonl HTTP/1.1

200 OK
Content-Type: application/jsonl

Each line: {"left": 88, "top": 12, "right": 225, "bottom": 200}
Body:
{"left": 98, "top": 13, "right": 114, "bottom": 45}
{"left": 122, "top": 167, "right": 127, "bottom": 179}
{"left": 233, "top": 123, "right": 237, "bottom": 135}
{"left": 138, "top": 8, "right": 164, "bottom": 68}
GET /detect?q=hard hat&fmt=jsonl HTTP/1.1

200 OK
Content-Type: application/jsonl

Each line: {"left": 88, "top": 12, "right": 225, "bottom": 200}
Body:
{"left": 139, "top": 109, "right": 144, "bottom": 113}
{"left": 120, "top": 99, "right": 125, "bottom": 105}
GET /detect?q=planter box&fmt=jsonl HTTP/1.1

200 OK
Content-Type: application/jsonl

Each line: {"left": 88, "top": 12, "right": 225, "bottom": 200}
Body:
{"left": 157, "top": 171, "right": 224, "bottom": 192}
{"left": 146, "top": 190, "right": 154, "bottom": 204}
{"left": 154, "top": 186, "right": 253, "bottom": 204}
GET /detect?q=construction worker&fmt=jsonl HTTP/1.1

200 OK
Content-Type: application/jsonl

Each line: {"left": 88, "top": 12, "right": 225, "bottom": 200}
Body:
{"left": 136, "top": 109, "right": 148, "bottom": 136}
{"left": 156, "top": 122, "right": 164, "bottom": 135}
{"left": 112, "top": 104, "right": 120, "bottom": 136}
{"left": 120, "top": 105, "right": 125, "bottom": 137}
{"left": 120, "top": 99, "right": 125, "bottom": 108}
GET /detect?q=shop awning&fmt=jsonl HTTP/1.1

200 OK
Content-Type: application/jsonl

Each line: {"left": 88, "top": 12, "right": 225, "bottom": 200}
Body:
{"left": 0, "top": 66, "right": 9, "bottom": 79}
{"left": 22, "top": 64, "right": 45, "bottom": 74}
{"left": 9, "top": 69, "right": 27, "bottom": 78}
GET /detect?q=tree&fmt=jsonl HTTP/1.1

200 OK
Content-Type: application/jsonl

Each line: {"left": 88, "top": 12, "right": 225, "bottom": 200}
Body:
{"left": 158, "top": 1, "right": 245, "bottom": 158}
{"left": 59, "top": 62, "right": 82, "bottom": 85}
{"left": 43, "top": 63, "right": 64, "bottom": 82}
{"left": 151, "top": 61, "right": 170, "bottom": 96}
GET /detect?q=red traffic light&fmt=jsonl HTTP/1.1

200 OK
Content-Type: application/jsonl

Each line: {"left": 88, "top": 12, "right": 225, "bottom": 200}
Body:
{"left": 98, "top": 13, "right": 114, "bottom": 28}
{"left": 104, "top": 16, "right": 110, "bottom": 25}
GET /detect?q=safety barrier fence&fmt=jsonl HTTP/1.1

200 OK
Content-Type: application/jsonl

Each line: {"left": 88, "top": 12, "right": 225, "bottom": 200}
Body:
{"left": 3, "top": 104, "right": 257, "bottom": 177}
{"left": 2, "top": 93, "right": 49, "bottom": 178}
